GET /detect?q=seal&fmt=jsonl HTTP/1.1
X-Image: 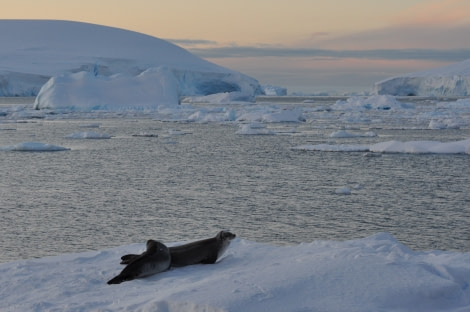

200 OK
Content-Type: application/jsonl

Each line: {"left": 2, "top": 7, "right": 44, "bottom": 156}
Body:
{"left": 107, "top": 239, "right": 170, "bottom": 285}
{"left": 120, "top": 231, "right": 236, "bottom": 267}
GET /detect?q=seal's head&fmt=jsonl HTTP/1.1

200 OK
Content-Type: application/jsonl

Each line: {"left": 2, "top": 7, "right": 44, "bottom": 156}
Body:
{"left": 146, "top": 240, "right": 168, "bottom": 253}
{"left": 217, "top": 231, "right": 236, "bottom": 241}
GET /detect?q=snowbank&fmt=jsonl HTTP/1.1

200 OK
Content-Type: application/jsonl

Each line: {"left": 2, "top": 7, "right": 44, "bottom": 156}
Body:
{"left": 292, "top": 138, "right": 470, "bottom": 154}
{"left": 0, "top": 20, "right": 261, "bottom": 108}
{"left": 374, "top": 59, "right": 470, "bottom": 96}
{"left": 1, "top": 234, "right": 470, "bottom": 311}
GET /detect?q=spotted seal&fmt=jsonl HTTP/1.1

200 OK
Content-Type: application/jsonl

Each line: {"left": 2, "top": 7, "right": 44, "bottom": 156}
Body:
{"left": 120, "top": 231, "right": 236, "bottom": 267}
{"left": 107, "top": 239, "right": 170, "bottom": 285}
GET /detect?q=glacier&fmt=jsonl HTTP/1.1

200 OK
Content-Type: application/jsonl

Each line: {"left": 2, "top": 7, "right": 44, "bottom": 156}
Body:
{"left": 373, "top": 59, "right": 470, "bottom": 96}
{"left": 0, "top": 20, "right": 261, "bottom": 109}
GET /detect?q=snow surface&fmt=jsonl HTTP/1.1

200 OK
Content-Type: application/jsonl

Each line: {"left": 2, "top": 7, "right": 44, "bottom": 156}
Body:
{"left": 0, "top": 20, "right": 261, "bottom": 106}
{"left": 374, "top": 59, "right": 470, "bottom": 96}
{"left": 2, "top": 233, "right": 470, "bottom": 311}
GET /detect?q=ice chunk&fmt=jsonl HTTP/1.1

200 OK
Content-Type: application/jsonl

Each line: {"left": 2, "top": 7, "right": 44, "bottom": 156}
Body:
{"left": 65, "top": 132, "right": 112, "bottom": 139}
{"left": 1, "top": 142, "right": 70, "bottom": 152}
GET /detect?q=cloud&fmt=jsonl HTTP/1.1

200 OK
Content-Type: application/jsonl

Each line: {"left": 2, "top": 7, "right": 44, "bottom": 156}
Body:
{"left": 165, "top": 38, "right": 218, "bottom": 46}
{"left": 303, "top": 22, "right": 470, "bottom": 50}
{"left": 392, "top": 0, "right": 470, "bottom": 26}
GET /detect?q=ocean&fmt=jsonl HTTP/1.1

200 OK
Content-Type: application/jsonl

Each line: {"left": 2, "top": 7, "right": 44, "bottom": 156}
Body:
{"left": 0, "top": 97, "right": 469, "bottom": 263}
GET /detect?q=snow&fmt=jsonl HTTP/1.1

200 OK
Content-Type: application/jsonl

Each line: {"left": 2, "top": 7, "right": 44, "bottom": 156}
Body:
{"left": 292, "top": 139, "right": 470, "bottom": 154}
{"left": 2, "top": 233, "right": 470, "bottom": 311}
{"left": 0, "top": 20, "right": 261, "bottom": 107}
{"left": 374, "top": 59, "right": 470, "bottom": 96}
{"left": 0, "top": 142, "right": 70, "bottom": 152}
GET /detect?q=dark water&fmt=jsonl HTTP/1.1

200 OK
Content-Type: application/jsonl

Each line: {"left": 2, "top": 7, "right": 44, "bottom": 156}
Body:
{"left": 0, "top": 99, "right": 469, "bottom": 263}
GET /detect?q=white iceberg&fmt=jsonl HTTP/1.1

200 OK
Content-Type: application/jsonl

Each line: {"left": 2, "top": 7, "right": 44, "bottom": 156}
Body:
{"left": 1, "top": 233, "right": 470, "bottom": 311}
{"left": 34, "top": 68, "right": 180, "bottom": 110}
{"left": 374, "top": 59, "right": 470, "bottom": 96}
{"left": 0, "top": 20, "right": 261, "bottom": 109}
{"left": 261, "top": 84, "right": 288, "bottom": 96}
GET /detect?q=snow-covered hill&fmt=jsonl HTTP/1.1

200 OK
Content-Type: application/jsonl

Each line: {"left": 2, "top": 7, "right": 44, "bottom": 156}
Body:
{"left": 373, "top": 59, "right": 470, "bottom": 96}
{"left": 0, "top": 20, "right": 261, "bottom": 108}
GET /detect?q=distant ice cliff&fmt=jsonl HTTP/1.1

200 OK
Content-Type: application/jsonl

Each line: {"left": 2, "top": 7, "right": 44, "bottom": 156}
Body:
{"left": 374, "top": 59, "right": 470, "bottom": 96}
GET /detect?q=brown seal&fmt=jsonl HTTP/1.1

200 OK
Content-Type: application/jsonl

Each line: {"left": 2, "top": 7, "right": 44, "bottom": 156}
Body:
{"left": 120, "top": 231, "right": 236, "bottom": 267}
{"left": 107, "top": 239, "right": 170, "bottom": 285}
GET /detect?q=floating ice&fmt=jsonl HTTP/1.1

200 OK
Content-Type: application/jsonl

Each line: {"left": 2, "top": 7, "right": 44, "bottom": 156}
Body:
{"left": 65, "top": 132, "right": 112, "bottom": 139}
{"left": 293, "top": 139, "right": 470, "bottom": 154}
{"left": 1, "top": 142, "right": 70, "bottom": 152}
{"left": 236, "top": 123, "right": 275, "bottom": 135}
{"left": 293, "top": 144, "right": 370, "bottom": 152}
{"left": 335, "top": 187, "right": 351, "bottom": 195}
{"left": 332, "top": 95, "right": 414, "bottom": 111}
{"left": 329, "top": 130, "right": 377, "bottom": 138}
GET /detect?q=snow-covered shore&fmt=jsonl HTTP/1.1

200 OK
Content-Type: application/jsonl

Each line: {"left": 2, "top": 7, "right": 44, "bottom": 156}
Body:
{"left": 2, "top": 233, "right": 470, "bottom": 312}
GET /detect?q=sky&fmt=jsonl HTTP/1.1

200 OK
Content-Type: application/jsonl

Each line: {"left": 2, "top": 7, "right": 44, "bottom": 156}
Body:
{"left": 2, "top": 0, "right": 470, "bottom": 93}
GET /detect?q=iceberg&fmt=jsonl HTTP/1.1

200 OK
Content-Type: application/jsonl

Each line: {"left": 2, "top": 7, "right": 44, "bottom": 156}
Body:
{"left": 260, "top": 84, "right": 288, "bottom": 96}
{"left": 34, "top": 68, "right": 180, "bottom": 110}
{"left": 374, "top": 59, "right": 470, "bottom": 96}
{"left": 0, "top": 20, "right": 261, "bottom": 109}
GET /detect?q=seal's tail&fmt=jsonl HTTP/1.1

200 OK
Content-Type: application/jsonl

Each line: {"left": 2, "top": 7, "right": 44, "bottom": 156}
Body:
{"left": 107, "top": 275, "right": 124, "bottom": 285}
